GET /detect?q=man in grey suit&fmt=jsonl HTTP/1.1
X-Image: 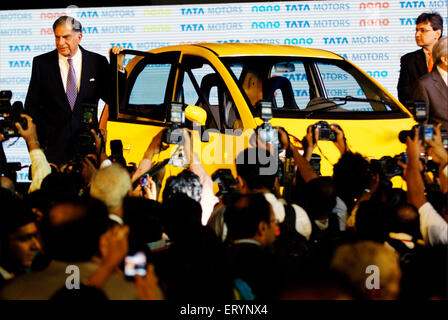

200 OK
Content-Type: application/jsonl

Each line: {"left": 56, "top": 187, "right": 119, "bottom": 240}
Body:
{"left": 412, "top": 37, "right": 448, "bottom": 130}
{"left": 0, "top": 197, "right": 139, "bottom": 300}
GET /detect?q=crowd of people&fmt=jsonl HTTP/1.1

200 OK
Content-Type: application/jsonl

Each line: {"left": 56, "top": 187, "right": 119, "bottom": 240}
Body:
{"left": 0, "top": 12, "right": 446, "bottom": 301}
{"left": 0, "top": 110, "right": 446, "bottom": 300}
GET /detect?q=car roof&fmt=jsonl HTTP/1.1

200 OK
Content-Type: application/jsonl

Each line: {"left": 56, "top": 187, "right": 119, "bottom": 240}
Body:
{"left": 151, "top": 43, "right": 344, "bottom": 60}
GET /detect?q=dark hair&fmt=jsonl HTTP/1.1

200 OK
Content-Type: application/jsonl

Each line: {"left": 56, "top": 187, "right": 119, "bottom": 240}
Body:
{"left": 123, "top": 197, "right": 164, "bottom": 250}
{"left": 162, "top": 193, "right": 203, "bottom": 241}
{"left": 302, "top": 177, "right": 337, "bottom": 221}
{"left": 355, "top": 200, "right": 392, "bottom": 243}
{"left": 162, "top": 169, "right": 202, "bottom": 203}
{"left": 40, "top": 196, "right": 110, "bottom": 262}
{"left": 40, "top": 172, "right": 83, "bottom": 198}
{"left": 235, "top": 148, "right": 277, "bottom": 191}
{"left": 0, "top": 198, "right": 36, "bottom": 236}
{"left": 416, "top": 12, "right": 443, "bottom": 36}
{"left": 52, "top": 16, "right": 82, "bottom": 33}
{"left": 224, "top": 193, "right": 272, "bottom": 240}
{"left": 0, "top": 198, "right": 37, "bottom": 265}
{"left": 391, "top": 203, "right": 421, "bottom": 239}
{"left": 332, "top": 152, "right": 372, "bottom": 211}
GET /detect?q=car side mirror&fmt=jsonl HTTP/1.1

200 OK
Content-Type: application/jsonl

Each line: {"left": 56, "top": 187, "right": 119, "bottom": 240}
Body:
{"left": 185, "top": 105, "right": 207, "bottom": 126}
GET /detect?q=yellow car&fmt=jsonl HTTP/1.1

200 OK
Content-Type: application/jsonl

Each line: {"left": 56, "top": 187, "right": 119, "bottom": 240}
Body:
{"left": 100, "top": 43, "right": 415, "bottom": 193}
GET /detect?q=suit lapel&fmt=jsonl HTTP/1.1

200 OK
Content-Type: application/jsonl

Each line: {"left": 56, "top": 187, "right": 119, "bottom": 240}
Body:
{"left": 50, "top": 50, "right": 72, "bottom": 113}
{"left": 73, "top": 46, "right": 89, "bottom": 111}
{"left": 415, "top": 49, "right": 427, "bottom": 76}
{"left": 431, "top": 70, "right": 448, "bottom": 100}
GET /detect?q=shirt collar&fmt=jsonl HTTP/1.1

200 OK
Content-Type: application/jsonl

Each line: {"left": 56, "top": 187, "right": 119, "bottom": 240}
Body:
{"left": 58, "top": 47, "right": 82, "bottom": 64}
{"left": 0, "top": 266, "right": 14, "bottom": 281}
{"left": 108, "top": 213, "right": 124, "bottom": 225}
{"left": 436, "top": 66, "right": 448, "bottom": 86}
{"left": 233, "top": 239, "right": 262, "bottom": 246}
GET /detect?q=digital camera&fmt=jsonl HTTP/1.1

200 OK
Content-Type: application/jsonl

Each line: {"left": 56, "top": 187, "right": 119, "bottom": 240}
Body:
{"left": 162, "top": 102, "right": 185, "bottom": 145}
{"left": 0, "top": 90, "right": 27, "bottom": 139}
{"left": 311, "top": 121, "right": 339, "bottom": 142}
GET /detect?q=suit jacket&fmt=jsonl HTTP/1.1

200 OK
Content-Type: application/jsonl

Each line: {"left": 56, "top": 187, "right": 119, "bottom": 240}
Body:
{"left": 397, "top": 48, "right": 428, "bottom": 105}
{"left": 411, "top": 69, "right": 448, "bottom": 130}
{"left": 226, "top": 241, "right": 279, "bottom": 300}
{"left": 0, "top": 260, "right": 139, "bottom": 300}
{"left": 25, "top": 46, "right": 111, "bottom": 165}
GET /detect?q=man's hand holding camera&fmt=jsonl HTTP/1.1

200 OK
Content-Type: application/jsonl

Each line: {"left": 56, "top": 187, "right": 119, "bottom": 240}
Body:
{"left": 15, "top": 114, "right": 40, "bottom": 151}
{"left": 425, "top": 123, "right": 448, "bottom": 169}
{"left": 425, "top": 123, "right": 448, "bottom": 194}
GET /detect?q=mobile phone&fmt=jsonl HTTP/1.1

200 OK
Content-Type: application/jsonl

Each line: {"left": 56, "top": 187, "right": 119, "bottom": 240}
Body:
{"left": 140, "top": 174, "right": 149, "bottom": 187}
{"left": 124, "top": 251, "right": 147, "bottom": 279}
{"left": 441, "top": 131, "right": 448, "bottom": 150}
{"left": 423, "top": 124, "right": 434, "bottom": 147}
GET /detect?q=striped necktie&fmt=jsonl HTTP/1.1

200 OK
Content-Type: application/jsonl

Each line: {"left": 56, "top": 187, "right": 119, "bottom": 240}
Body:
{"left": 66, "top": 58, "right": 77, "bottom": 110}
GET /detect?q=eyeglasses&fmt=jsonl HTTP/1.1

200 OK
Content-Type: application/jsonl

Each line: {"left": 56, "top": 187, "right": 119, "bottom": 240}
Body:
{"left": 415, "top": 28, "right": 435, "bottom": 33}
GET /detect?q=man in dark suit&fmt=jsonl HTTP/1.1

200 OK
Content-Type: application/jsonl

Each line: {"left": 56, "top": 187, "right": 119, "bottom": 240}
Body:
{"left": 397, "top": 12, "right": 443, "bottom": 106}
{"left": 224, "top": 193, "right": 279, "bottom": 300}
{"left": 25, "top": 16, "right": 113, "bottom": 165}
{"left": 412, "top": 37, "right": 448, "bottom": 130}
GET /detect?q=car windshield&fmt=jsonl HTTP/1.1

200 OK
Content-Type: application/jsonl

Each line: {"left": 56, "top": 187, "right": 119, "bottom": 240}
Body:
{"left": 221, "top": 56, "right": 405, "bottom": 118}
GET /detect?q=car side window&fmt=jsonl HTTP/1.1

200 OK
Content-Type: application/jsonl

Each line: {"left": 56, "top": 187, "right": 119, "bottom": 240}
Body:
{"left": 124, "top": 63, "right": 172, "bottom": 120}
{"left": 270, "top": 61, "right": 310, "bottom": 110}
{"left": 129, "top": 64, "right": 171, "bottom": 105}
{"left": 181, "top": 56, "right": 241, "bottom": 131}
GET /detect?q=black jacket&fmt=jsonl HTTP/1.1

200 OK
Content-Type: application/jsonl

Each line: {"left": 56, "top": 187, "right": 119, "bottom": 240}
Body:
{"left": 24, "top": 46, "right": 111, "bottom": 165}
{"left": 397, "top": 48, "right": 428, "bottom": 106}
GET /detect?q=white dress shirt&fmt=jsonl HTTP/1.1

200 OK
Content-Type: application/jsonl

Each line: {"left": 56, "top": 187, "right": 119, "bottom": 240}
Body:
{"left": 418, "top": 202, "right": 447, "bottom": 246}
{"left": 58, "top": 48, "right": 82, "bottom": 92}
{"left": 437, "top": 65, "right": 447, "bottom": 86}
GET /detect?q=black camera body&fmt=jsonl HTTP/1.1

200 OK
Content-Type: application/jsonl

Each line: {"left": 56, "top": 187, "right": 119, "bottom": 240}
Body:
{"left": 312, "top": 121, "right": 339, "bottom": 142}
{"left": 109, "top": 139, "right": 127, "bottom": 167}
{"left": 0, "top": 90, "right": 27, "bottom": 138}
{"left": 162, "top": 102, "right": 185, "bottom": 145}
{"left": 74, "top": 102, "right": 98, "bottom": 156}
{"left": 212, "top": 168, "right": 238, "bottom": 198}
{"left": 68, "top": 102, "right": 99, "bottom": 173}
{"left": 370, "top": 152, "right": 408, "bottom": 179}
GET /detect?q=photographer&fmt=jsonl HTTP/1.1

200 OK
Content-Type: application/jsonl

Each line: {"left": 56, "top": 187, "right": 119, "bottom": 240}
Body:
{"left": 131, "top": 128, "right": 218, "bottom": 225}
{"left": 404, "top": 127, "right": 447, "bottom": 246}
{"left": 208, "top": 130, "right": 313, "bottom": 243}
{"left": 292, "top": 125, "right": 350, "bottom": 231}
{"left": 425, "top": 123, "right": 448, "bottom": 194}
{"left": 302, "top": 123, "right": 349, "bottom": 162}
{"left": 14, "top": 114, "right": 51, "bottom": 194}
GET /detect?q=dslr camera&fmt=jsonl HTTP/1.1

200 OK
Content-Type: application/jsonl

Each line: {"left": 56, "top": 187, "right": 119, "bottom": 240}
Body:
{"left": 162, "top": 102, "right": 185, "bottom": 145}
{"left": 68, "top": 102, "right": 100, "bottom": 173}
{"left": 212, "top": 168, "right": 238, "bottom": 197}
{"left": 370, "top": 152, "right": 408, "bottom": 179}
{"left": 311, "top": 121, "right": 340, "bottom": 143}
{"left": 0, "top": 90, "right": 27, "bottom": 138}
{"left": 73, "top": 102, "right": 98, "bottom": 157}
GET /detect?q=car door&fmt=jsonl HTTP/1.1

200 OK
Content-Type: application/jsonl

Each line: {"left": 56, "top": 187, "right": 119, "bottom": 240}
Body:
{"left": 175, "top": 54, "right": 254, "bottom": 185}
{"left": 104, "top": 50, "right": 181, "bottom": 168}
